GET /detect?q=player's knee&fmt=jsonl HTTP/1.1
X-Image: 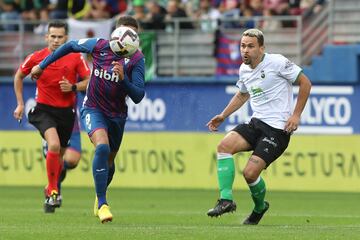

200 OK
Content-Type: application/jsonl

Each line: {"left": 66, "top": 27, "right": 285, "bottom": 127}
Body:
{"left": 63, "top": 150, "right": 81, "bottom": 169}
{"left": 217, "top": 140, "right": 232, "bottom": 153}
{"left": 47, "top": 142, "right": 61, "bottom": 153}
{"left": 243, "top": 168, "right": 259, "bottom": 184}
{"left": 65, "top": 159, "right": 79, "bottom": 169}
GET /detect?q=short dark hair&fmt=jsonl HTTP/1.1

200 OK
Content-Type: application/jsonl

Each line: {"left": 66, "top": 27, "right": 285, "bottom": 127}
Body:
{"left": 116, "top": 16, "right": 139, "bottom": 31}
{"left": 48, "top": 21, "right": 68, "bottom": 35}
{"left": 242, "top": 29, "right": 264, "bottom": 46}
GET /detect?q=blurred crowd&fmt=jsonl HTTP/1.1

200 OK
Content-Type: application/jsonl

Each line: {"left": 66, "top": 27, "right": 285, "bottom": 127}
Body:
{"left": 0, "top": 0, "right": 327, "bottom": 32}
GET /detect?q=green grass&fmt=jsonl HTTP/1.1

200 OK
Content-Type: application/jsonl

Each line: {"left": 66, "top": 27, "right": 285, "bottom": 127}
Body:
{"left": 0, "top": 187, "right": 359, "bottom": 240}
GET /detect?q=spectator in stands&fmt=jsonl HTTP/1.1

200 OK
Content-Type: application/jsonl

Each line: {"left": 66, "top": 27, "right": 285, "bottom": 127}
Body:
{"left": 19, "top": 0, "right": 49, "bottom": 33}
{"left": 288, "top": 0, "right": 302, "bottom": 15}
{"left": 131, "top": 0, "right": 147, "bottom": 25}
{"left": 49, "top": 0, "right": 91, "bottom": 20}
{"left": 165, "top": 0, "right": 193, "bottom": 30}
{"left": 0, "top": 0, "right": 20, "bottom": 31}
{"left": 180, "top": 0, "right": 197, "bottom": 19}
{"left": 302, "top": 0, "right": 327, "bottom": 17}
{"left": 146, "top": 0, "right": 167, "bottom": 30}
{"left": 219, "top": 0, "right": 241, "bottom": 28}
{"left": 241, "top": 7, "right": 255, "bottom": 29}
{"left": 264, "top": 0, "right": 289, "bottom": 15}
{"left": 264, "top": 0, "right": 294, "bottom": 27}
{"left": 301, "top": 0, "right": 317, "bottom": 13}
{"left": 248, "top": 0, "right": 263, "bottom": 16}
{"left": 194, "top": 0, "right": 221, "bottom": 32}
{"left": 85, "top": 0, "right": 121, "bottom": 19}
{"left": 157, "top": 0, "right": 170, "bottom": 9}
{"left": 48, "top": 0, "right": 68, "bottom": 19}
{"left": 313, "top": 0, "right": 327, "bottom": 13}
{"left": 124, "top": 0, "right": 147, "bottom": 29}
{"left": 261, "top": 8, "right": 281, "bottom": 30}
{"left": 104, "top": 0, "right": 127, "bottom": 17}
{"left": 143, "top": 0, "right": 167, "bottom": 30}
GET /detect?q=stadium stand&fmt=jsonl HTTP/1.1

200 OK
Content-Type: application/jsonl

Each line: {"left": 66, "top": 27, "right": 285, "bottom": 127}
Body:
{"left": 0, "top": 0, "right": 359, "bottom": 84}
{"left": 156, "top": 29, "right": 216, "bottom": 76}
{"left": 330, "top": 0, "right": 360, "bottom": 43}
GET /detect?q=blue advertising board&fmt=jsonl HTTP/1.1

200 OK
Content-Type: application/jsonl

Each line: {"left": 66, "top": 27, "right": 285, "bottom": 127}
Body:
{"left": 1, "top": 82, "right": 359, "bottom": 134}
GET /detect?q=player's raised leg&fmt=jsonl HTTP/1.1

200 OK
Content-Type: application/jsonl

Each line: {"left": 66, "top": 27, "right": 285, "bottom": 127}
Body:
{"left": 207, "top": 152, "right": 236, "bottom": 217}
{"left": 207, "top": 131, "right": 251, "bottom": 217}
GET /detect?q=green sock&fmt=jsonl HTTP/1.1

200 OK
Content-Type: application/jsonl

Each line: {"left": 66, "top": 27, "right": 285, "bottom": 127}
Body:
{"left": 249, "top": 177, "right": 266, "bottom": 213}
{"left": 217, "top": 154, "right": 235, "bottom": 200}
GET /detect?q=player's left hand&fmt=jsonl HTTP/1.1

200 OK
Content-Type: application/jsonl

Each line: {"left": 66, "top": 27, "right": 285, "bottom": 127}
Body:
{"left": 207, "top": 114, "right": 225, "bottom": 132}
{"left": 112, "top": 61, "right": 124, "bottom": 81}
{"left": 30, "top": 65, "right": 43, "bottom": 81}
{"left": 284, "top": 114, "right": 300, "bottom": 134}
{"left": 59, "top": 77, "right": 72, "bottom": 92}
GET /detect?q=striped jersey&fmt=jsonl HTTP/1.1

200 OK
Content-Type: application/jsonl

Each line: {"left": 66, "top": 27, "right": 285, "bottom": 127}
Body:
{"left": 40, "top": 38, "right": 145, "bottom": 118}
{"left": 84, "top": 39, "right": 145, "bottom": 117}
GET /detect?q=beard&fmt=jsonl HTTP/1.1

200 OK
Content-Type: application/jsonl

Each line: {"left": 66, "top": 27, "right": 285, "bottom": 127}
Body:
{"left": 242, "top": 56, "right": 251, "bottom": 65}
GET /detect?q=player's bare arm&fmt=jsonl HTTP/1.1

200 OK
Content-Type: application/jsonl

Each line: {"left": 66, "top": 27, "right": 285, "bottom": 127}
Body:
{"left": 59, "top": 75, "right": 90, "bottom": 92}
{"left": 13, "top": 69, "right": 27, "bottom": 121}
{"left": 207, "top": 91, "right": 249, "bottom": 132}
{"left": 284, "top": 73, "right": 311, "bottom": 133}
{"left": 75, "top": 75, "right": 90, "bottom": 91}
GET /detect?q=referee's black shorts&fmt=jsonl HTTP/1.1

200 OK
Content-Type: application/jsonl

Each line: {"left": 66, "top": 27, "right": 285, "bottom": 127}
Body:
{"left": 28, "top": 103, "right": 75, "bottom": 148}
{"left": 232, "top": 118, "right": 291, "bottom": 167}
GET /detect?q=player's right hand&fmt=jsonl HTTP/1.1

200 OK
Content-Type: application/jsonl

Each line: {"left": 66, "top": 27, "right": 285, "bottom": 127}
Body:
{"left": 13, "top": 104, "right": 24, "bottom": 122}
{"left": 59, "top": 77, "right": 72, "bottom": 92}
{"left": 112, "top": 61, "right": 124, "bottom": 81}
{"left": 207, "top": 114, "right": 225, "bottom": 132}
{"left": 30, "top": 65, "right": 43, "bottom": 81}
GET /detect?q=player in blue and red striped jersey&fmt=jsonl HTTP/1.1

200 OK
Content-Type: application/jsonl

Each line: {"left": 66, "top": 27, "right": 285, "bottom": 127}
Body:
{"left": 31, "top": 16, "right": 145, "bottom": 223}
{"left": 13, "top": 21, "right": 90, "bottom": 214}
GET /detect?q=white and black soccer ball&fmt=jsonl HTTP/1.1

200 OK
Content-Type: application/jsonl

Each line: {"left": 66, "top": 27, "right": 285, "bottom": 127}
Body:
{"left": 109, "top": 26, "right": 139, "bottom": 58}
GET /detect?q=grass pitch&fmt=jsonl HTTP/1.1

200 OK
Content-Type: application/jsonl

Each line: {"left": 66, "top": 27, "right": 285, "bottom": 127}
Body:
{"left": 0, "top": 186, "right": 359, "bottom": 240}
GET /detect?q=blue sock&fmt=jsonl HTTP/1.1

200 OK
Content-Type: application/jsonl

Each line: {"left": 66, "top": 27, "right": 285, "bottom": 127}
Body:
{"left": 107, "top": 163, "right": 115, "bottom": 187}
{"left": 92, "top": 144, "right": 110, "bottom": 208}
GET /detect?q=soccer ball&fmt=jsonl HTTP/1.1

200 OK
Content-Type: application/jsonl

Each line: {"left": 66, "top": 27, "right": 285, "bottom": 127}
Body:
{"left": 109, "top": 26, "right": 139, "bottom": 58}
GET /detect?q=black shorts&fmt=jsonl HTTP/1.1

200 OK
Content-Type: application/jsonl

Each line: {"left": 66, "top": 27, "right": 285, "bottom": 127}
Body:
{"left": 232, "top": 118, "right": 291, "bottom": 167}
{"left": 28, "top": 103, "right": 75, "bottom": 148}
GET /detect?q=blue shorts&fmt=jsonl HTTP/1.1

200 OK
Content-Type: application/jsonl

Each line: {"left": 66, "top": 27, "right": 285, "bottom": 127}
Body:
{"left": 80, "top": 107, "right": 126, "bottom": 152}
{"left": 68, "top": 111, "right": 82, "bottom": 152}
